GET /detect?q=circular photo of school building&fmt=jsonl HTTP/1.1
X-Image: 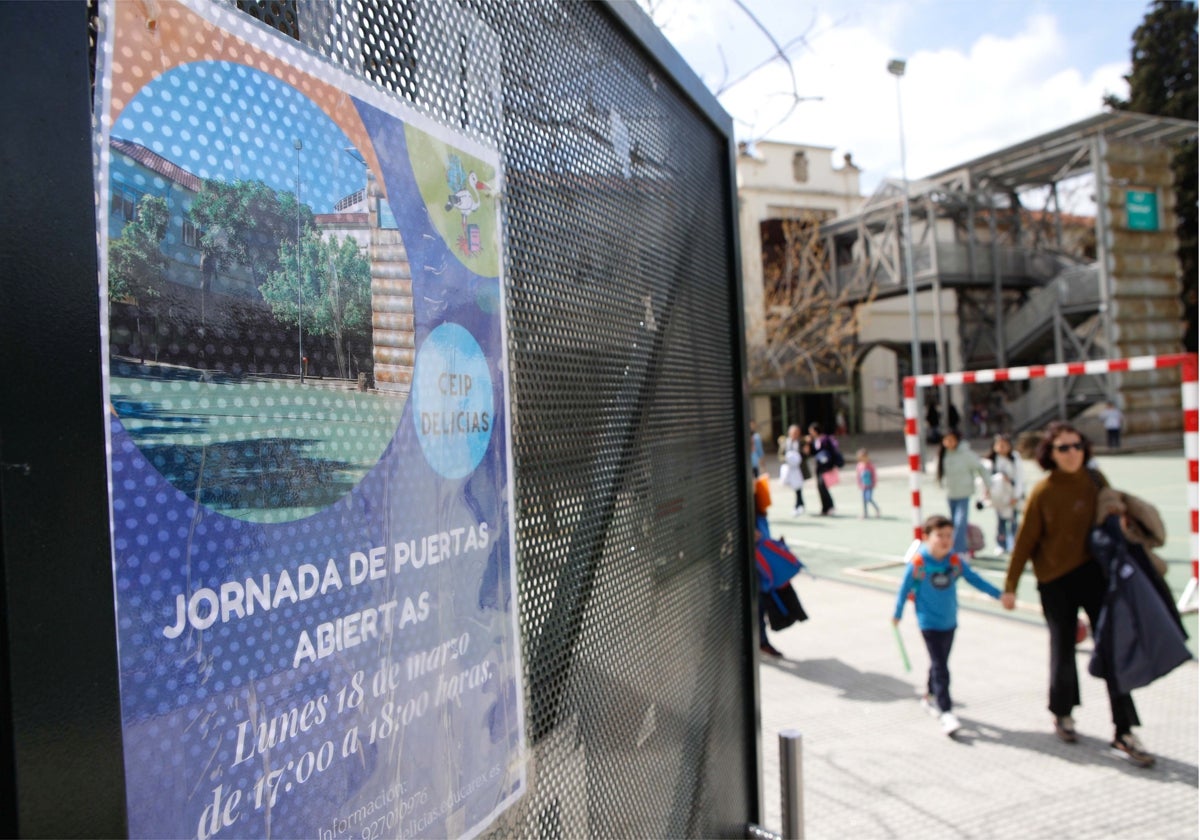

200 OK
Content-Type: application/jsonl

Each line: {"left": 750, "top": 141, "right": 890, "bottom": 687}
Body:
{"left": 105, "top": 60, "right": 409, "bottom": 523}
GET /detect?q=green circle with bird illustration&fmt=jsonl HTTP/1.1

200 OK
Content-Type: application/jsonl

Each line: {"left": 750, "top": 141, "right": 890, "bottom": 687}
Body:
{"left": 405, "top": 124, "right": 499, "bottom": 277}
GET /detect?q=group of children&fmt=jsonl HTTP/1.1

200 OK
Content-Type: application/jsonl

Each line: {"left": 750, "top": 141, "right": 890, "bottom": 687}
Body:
{"left": 763, "top": 431, "right": 1029, "bottom": 738}
{"left": 895, "top": 432, "right": 1028, "bottom": 737}
{"left": 895, "top": 433, "right": 1029, "bottom": 736}
{"left": 779, "top": 438, "right": 1024, "bottom": 528}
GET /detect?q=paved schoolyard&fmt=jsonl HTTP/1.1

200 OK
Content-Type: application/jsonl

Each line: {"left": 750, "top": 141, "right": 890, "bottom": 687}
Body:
{"left": 755, "top": 435, "right": 1199, "bottom": 839}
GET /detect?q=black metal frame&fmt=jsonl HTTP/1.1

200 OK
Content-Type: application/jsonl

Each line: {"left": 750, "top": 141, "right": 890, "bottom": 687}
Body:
{"left": 553, "top": 2, "right": 761, "bottom": 827}
{"left": 0, "top": 2, "right": 128, "bottom": 835}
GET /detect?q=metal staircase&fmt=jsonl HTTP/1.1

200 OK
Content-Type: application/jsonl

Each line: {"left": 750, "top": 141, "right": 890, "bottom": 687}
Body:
{"left": 984, "top": 262, "right": 1108, "bottom": 433}
{"left": 1001, "top": 263, "right": 1102, "bottom": 362}
{"left": 1004, "top": 372, "right": 1109, "bottom": 433}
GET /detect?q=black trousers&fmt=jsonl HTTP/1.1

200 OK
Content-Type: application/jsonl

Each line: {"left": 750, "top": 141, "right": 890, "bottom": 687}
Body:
{"left": 815, "top": 471, "right": 834, "bottom": 513}
{"left": 921, "top": 628, "right": 955, "bottom": 713}
{"left": 1038, "top": 560, "right": 1139, "bottom": 733}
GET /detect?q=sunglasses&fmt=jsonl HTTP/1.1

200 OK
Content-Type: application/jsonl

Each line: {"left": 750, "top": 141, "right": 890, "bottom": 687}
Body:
{"left": 1053, "top": 442, "right": 1085, "bottom": 453}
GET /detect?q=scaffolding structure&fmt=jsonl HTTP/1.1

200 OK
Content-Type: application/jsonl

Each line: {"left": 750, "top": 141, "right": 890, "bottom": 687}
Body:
{"left": 824, "top": 112, "right": 1197, "bottom": 445}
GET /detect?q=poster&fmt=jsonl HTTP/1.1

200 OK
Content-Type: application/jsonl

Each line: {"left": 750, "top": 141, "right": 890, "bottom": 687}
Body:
{"left": 94, "top": 2, "right": 525, "bottom": 837}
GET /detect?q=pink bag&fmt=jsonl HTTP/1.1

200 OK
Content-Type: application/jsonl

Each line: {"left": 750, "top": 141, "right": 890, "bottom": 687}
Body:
{"left": 967, "top": 523, "right": 984, "bottom": 552}
{"left": 821, "top": 469, "right": 840, "bottom": 488}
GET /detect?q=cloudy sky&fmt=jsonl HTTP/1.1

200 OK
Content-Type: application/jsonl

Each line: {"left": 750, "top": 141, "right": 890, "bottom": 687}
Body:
{"left": 642, "top": 0, "right": 1149, "bottom": 193}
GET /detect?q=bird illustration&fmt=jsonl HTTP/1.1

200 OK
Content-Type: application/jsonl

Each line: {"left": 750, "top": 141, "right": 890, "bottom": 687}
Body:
{"left": 444, "top": 171, "right": 489, "bottom": 232}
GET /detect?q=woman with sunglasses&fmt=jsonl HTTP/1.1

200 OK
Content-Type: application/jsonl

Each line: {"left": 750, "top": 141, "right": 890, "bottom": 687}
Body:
{"left": 1000, "top": 422, "right": 1153, "bottom": 767}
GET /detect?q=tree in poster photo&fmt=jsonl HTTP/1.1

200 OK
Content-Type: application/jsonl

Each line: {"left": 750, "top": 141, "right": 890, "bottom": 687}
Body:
{"left": 189, "top": 178, "right": 314, "bottom": 323}
{"left": 108, "top": 194, "right": 169, "bottom": 362}
{"left": 261, "top": 231, "right": 372, "bottom": 379}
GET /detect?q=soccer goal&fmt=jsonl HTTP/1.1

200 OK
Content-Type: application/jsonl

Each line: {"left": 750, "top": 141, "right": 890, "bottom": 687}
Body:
{"left": 901, "top": 353, "right": 1199, "bottom": 613}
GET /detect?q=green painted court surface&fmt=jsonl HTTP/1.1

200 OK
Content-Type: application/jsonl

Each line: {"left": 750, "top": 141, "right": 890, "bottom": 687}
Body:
{"left": 111, "top": 368, "right": 405, "bottom": 523}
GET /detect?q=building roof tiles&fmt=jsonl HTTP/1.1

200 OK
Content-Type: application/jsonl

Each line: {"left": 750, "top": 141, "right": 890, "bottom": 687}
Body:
{"left": 110, "top": 137, "right": 204, "bottom": 193}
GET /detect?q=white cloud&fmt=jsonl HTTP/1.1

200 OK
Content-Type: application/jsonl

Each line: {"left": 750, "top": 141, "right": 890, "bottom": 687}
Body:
{"left": 647, "top": 1, "right": 1131, "bottom": 193}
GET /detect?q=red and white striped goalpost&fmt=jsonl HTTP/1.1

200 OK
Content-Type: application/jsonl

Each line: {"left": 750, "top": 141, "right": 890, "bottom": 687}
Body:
{"left": 902, "top": 353, "right": 1199, "bottom": 613}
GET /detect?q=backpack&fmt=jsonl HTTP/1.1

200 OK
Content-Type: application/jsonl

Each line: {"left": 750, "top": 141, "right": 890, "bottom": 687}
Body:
{"left": 815, "top": 438, "right": 844, "bottom": 470}
{"left": 912, "top": 556, "right": 960, "bottom": 583}
{"left": 966, "top": 524, "right": 985, "bottom": 552}
{"left": 902, "top": 554, "right": 960, "bottom": 600}
{"left": 755, "top": 537, "right": 803, "bottom": 592}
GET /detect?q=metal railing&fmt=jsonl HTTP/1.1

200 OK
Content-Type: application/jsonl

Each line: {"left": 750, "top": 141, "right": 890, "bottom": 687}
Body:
{"left": 1002, "top": 263, "right": 1101, "bottom": 360}
{"left": 833, "top": 242, "right": 1085, "bottom": 297}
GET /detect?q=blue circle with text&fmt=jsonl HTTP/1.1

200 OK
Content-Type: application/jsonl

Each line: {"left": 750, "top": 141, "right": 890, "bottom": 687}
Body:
{"left": 412, "top": 323, "right": 494, "bottom": 478}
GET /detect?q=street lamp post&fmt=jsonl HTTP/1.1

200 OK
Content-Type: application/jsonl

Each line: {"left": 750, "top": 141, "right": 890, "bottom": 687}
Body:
{"left": 888, "top": 58, "right": 923, "bottom": 429}
{"left": 294, "top": 138, "right": 304, "bottom": 385}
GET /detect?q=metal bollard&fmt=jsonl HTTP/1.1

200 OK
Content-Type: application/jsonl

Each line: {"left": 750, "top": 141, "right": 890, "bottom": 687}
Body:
{"left": 779, "top": 729, "right": 804, "bottom": 840}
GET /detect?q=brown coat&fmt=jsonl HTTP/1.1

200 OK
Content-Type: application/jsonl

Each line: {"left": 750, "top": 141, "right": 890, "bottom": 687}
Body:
{"left": 1004, "top": 468, "right": 1103, "bottom": 592}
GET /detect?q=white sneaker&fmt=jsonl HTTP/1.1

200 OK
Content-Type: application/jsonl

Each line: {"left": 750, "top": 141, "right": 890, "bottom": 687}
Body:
{"left": 793, "top": 506, "right": 805, "bottom": 516}
{"left": 919, "top": 695, "right": 939, "bottom": 718}
{"left": 940, "top": 711, "right": 961, "bottom": 736}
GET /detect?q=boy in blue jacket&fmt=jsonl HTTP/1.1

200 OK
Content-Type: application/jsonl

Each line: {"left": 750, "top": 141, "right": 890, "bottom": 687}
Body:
{"left": 893, "top": 514, "right": 1001, "bottom": 736}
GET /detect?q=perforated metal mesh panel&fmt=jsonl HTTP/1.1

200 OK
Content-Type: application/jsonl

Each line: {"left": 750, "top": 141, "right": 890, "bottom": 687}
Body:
{"left": 131, "top": 1, "right": 754, "bottom": 835}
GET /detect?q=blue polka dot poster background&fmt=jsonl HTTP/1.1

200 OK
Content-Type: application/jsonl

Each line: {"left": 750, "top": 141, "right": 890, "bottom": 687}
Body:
{"left": 95, "top": 2, "right": 525, "bottom": 838}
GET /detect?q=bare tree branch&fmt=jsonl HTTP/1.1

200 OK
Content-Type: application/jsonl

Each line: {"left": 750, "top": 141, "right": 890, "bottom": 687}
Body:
{"left": 748, "top": 215, "right": 875, "bottom": 391}
{"left": 639, "top": 0, "right": 825, "bottom": 143}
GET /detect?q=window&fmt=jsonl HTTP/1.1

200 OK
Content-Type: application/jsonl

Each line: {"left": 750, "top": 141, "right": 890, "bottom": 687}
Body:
{"left": 111, "top": 185, "right": 140, "bottom": 221}
{"left": 182, "top": 219, "right": 200, "bottom": 248}
{"left": 792, "top": 151, "right": 809, "bottom": 183}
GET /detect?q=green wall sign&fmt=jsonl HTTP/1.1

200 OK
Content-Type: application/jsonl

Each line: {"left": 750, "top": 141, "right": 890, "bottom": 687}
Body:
{"left": 1125, "top": 189, "right": 1160, "bottom": 232}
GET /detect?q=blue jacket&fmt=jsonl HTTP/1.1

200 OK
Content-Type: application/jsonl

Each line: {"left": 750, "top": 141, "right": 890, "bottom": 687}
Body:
{"left": 893, "top": 545, "right": 1000, "bottom": 631}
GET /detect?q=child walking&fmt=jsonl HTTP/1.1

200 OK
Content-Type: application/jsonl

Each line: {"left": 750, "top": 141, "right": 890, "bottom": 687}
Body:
{"left": 752, "top": 473, "right": 783, "bottom": 658}
{"left": 892, "top": 515, "right": 1002, "bottom": 736}
{"left": 781, "top": 424, "right": 811, "bottom": 515}
{"left": 855, "top": 448, "right": 881, "bottom": 518}
{"left": 937, "top": 430, "right": 990, "bottom": 556}
{"left": 984, "top": 434, "right": 1025, "bottom": 554}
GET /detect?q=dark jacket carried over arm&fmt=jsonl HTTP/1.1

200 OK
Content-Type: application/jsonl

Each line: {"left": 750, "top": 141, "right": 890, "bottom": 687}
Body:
{"left": 1087, "top": 514, "right": 1191, "bottom": 695}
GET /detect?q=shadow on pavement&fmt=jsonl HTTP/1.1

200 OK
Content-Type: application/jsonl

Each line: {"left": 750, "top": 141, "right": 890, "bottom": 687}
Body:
{"left": 950, "top": 717, "right": 1199, "bottom": 784}
{"left": 762, "top": 656, "right": 916, "bottom": 702}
